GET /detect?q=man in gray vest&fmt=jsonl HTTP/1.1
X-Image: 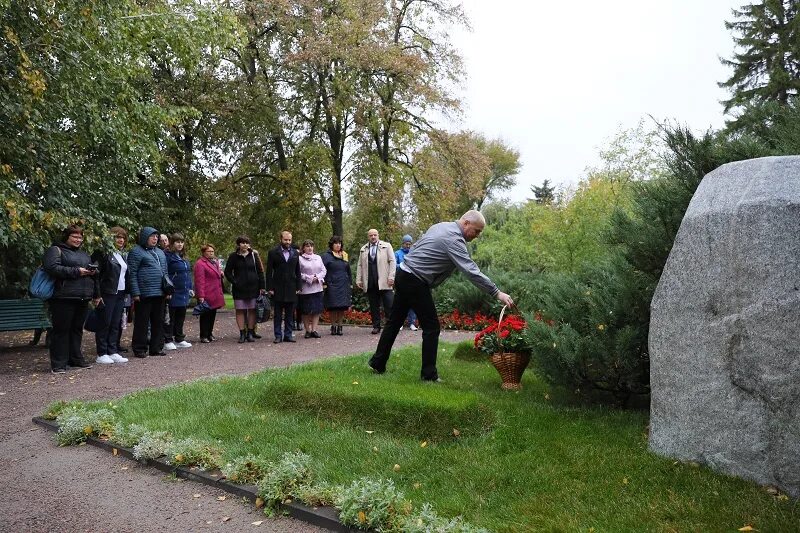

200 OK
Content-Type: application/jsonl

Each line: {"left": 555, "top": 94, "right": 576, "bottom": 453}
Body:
{"left": 368, "top": 210, "right": 514, "bottom": 381}
{"left": 356, "top": 229, "right": 396, "bottom": 334}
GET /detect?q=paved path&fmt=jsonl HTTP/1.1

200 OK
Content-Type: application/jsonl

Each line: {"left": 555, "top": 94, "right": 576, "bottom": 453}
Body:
{"left": 0, "top": 317, "right": 471, "bottom": 532}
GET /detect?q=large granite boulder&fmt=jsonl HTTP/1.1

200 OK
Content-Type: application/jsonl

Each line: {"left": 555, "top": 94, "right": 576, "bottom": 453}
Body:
{"left": 650, "top": 156, "right": 800, "bottom": 498}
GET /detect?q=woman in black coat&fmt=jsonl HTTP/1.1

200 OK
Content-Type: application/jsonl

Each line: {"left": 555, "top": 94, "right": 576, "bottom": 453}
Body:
{"left": 321, "top": 235, "right": 352, "bottom": 335}
{"left": 43, "top": 224, "right": 100, "bottom": 373}
{"left": 224, "top": 235, "right": 265, "bottom": 343}
{"left": 91, "top": 226, "right": 130, "bottom": 364}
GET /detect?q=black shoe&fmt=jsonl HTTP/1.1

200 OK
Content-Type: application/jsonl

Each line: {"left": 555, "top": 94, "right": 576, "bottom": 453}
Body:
{"left": 246, "top": 330, "right": 255, "bottom": 342}
{"left": 331, "top": 325, "right": 336, "bottom": 335}
{"left": 119, "top": 347, "right": 129, "bottom": 353}
{"left": 238, "top": 330, "right": 247, "bottom": 344}
{"left": 283, "top": 337, "right": 296, "bottom": 343}
{"left": 51, "top": 368, "right": 67, "bottom": 374}
{"left": 371, "top": 328, "right": 381, "bottom": 335}
{"left": 311, "top": 331, "right": 321, "bottom": 338}
{"left": 273, "top": 336, "right": 282, "bottom": 343}
{"left": 304, "top": 332, "right": 312, "bottom": 339}
{"left": 69, "top": 361, "right": 93, "bottom": 369}
{"left": 150, "top": 351, "right": 166, "bottom": 356}
{"left": 134, "top": 352, "right": 148, "bottom": 358}
{"left": 200, "top": 338, "right": 211, "bottom": 344}
{"left": 337, "top": 325, "right": 343, "bottom": 335}
{"left": 367, "top": 360, "right": 384, "bottom": 374}
{"left": 250, "top": 329, "right": 262, "bottom": 339}
{"left": 209, "top": 335, "right": 217, "bottom": 341}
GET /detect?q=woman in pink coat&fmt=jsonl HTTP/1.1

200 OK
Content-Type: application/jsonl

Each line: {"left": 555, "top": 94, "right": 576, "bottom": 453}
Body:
{"left": 298, "top": 239, "right": 326, "bottom": 338}
{"left": 194, "top": 243, "right": 225, "bottom": 343}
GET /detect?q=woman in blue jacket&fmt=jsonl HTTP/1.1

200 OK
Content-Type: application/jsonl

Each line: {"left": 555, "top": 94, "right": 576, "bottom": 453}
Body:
{"left": 127, "top": 226, "right": 168, "bottom": 357}
{"left": 164, "top": 233, "right": 193, "bottom": 350}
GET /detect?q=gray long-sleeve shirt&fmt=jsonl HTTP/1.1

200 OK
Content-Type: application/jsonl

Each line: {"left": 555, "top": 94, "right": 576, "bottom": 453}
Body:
{"left": 400, "top": 221, "right": 498, "bottom": 296}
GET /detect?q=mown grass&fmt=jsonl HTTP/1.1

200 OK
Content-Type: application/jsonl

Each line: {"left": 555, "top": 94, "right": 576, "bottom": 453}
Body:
{"left": 105, "top": 344, "right": 798, "bottom": 532}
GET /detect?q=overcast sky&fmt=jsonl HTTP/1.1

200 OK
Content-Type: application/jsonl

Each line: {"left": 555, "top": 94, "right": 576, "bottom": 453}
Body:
{"left": 449, "top": 0, "right": 742, "bottom": 201}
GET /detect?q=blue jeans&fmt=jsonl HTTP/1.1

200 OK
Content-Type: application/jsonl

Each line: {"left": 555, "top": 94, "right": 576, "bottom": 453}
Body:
{"left": 273, "top": 300, "right": 295, "bottom": 339}
{"left": 95, "top": 292, "right": 124, "bottom": 355}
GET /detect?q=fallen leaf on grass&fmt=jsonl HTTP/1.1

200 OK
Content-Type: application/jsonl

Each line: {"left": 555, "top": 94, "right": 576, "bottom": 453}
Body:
{"left": 738, "top": 526, "right": 756, "bottom": 532}
{"left": 358, "top": 511, "right": 367, "bottom": 524}
{"left": 420, "top": 441, "right": 428, "bottom": 448}
{"left": 452, "top": 429, "right": 460, "bottom": 437}
{"left": 393, "top": 464, "right": 401, "bottom": 472}
{"left": 365, "top": 430, "right": 374, "bottom": 434}
{"left": 352, "top": 381, "right": 359, "bottom": 385}
{"left": 255, "top": 497, "right": 264, "bottom": 508}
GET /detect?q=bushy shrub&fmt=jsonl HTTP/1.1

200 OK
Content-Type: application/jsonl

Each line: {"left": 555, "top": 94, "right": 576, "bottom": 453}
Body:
{"left": 334, "top": 477, "right": 410, "bottom": 530}
{"left": 109, "top": 423, "right": 151, "bottom": 448}
{"left": 295, "top": 481, "right": 338, "bottom": 507}
{"left": 132, "top": 431, "right": 171, "bottom": 461}
{"left": 525, "top": 259, "right": 650, "bottom": 405}
{"left": 55, "top": 406, "right": 116, "bottom": 446}
{"left": 399, "top": 503, "right": 490, "bottom": 533}
{"left": 221, "top": 454, "right": 271, "bottom": 484}
{"left": 257, "top": 451, "right": 314, "bottom": 509}
{"left": 164, "top": 438, "right": 223, "bottom": 470}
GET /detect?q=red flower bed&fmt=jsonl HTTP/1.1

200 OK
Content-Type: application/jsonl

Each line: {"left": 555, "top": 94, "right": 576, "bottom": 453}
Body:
{"left": 320, "top": 308, "right": 495, "bottom": 331}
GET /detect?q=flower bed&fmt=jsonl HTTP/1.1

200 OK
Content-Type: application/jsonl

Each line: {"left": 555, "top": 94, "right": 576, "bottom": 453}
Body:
{"left": 321, "top": 308, "right": 494, "bottom": 331}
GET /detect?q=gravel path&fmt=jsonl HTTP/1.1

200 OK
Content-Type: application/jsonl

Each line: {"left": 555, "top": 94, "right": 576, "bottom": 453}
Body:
{"left": 0, "top": 314, "right": 471, "bottom": 532}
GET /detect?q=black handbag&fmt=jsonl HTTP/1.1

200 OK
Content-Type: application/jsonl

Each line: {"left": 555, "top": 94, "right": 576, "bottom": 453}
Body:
{"left": 162, "top": 273, "right": 175, "bottom": 295}
{"left": 84, "top": 303, "right": 109, "bottom": 332}
{"left": 255, "top": 294, "right": 271, "bottom": 323}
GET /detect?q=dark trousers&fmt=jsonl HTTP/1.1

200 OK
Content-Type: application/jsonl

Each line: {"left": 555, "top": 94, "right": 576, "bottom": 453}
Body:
{"left": 367, "top": 288, "right": 394, "bottom": 329}
{"left": 273, "top": 300, "right": 295, "bottom": 339}
{"left": 49, "top": 298, "right": 89, "bottom": 370}
{"left": 132, "top": 296, "right": 165, "bottom": 355}
{"left": 199, "top": 309, "right": 217, "bottom": 339}
{"left": 165, "top": 306, "right": 187, "bottom": 342}
{"left": 370, "top": 270, "right": 441, "bottom": 380}
{"left": 95, "top": 292, "right": 124, "bottom": 356}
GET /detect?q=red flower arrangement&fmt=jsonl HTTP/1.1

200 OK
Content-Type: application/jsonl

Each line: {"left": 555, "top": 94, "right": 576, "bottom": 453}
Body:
{"left": 474, "top": 314, "right": 530, "bottom": 356}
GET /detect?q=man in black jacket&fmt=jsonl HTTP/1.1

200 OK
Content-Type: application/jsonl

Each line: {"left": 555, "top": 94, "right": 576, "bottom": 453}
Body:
{"left": 265, "top": 231, "right": 301, "bottom": 343}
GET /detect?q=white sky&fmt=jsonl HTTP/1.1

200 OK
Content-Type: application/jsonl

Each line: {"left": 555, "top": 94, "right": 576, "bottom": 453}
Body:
{"left": 450, "top": 0, "right": 741, "bottom": 201}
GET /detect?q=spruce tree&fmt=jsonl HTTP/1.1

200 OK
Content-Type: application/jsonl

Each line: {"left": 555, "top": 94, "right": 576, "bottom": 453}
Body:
{"left": 531, "top": 179, "right": 556, "bottom": 204}
{"left": 720, "top": 1, "right": 800, "bottom": 130}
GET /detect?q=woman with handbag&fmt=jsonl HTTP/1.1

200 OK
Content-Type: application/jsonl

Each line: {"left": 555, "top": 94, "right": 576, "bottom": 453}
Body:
{"left": 43, "top": 224, "right": 100, "bottom": 373}
{"left": 91, "top": 226, "right": 130, "bottom": 364}
{"left": 194, "top": 243, "right": 225, "bottom": 343}
{"left": 224, "top": 235, "right": 265, "bottom": 343}
{"left": 164, "top": 233, "right": 193, "bottom": 350}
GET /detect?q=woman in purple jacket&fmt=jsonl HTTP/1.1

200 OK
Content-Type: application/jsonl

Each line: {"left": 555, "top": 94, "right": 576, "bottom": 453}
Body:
{"left": 297, "top": 239, "right": 326, "bottom": 339}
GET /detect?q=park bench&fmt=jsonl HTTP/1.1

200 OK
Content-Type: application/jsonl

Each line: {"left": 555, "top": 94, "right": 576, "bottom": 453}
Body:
{"left": 0, "top": 298, "right": 52, "bottom": 333}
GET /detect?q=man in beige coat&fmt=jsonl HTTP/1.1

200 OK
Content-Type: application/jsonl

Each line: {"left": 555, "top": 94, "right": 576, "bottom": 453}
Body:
{"left": 356, "top": 229, "right": 396, "bottom": 334}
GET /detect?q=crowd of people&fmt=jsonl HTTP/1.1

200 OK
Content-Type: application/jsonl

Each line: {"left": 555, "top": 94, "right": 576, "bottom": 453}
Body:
{"left": 39, "top": 226, "right": 403, "bottom": 374}
{"left": 40, "top": 210, "right": 513, "bottom": 381}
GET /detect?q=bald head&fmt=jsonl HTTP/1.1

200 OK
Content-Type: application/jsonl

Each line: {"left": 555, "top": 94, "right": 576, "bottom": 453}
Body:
{"left": 458, "top": 210, "right": 486, "bottom": 242}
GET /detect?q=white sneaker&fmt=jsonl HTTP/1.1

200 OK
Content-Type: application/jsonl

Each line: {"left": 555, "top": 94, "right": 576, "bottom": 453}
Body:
{"left": 409, "top": 324, "right": 418, "bottom": 331}
{"left": 164, "top": 342, "right": 177, "bottom": 351}
{"left": 96, "top": 354, "right": 114, "bottom": 364}
{"left": 175, "top": 341, "right": 192, "bottom": 348}
{"left": 109, "top": 353, "right": 128, "bottom": 363}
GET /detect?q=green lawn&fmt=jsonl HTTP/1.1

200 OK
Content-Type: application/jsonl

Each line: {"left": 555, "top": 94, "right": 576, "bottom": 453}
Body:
{"left": 98, "top": 344, "right": 796, "bottom": 531}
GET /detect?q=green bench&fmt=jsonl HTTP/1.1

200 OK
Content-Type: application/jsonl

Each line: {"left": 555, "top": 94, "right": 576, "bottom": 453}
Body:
{"left": 0, "top": 299, "right": 52, "bottom": 333}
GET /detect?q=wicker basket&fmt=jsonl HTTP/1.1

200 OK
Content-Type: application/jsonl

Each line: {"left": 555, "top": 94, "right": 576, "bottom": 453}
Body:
{"left": 490, "top": 305, "right": 530, "bottom": 390}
